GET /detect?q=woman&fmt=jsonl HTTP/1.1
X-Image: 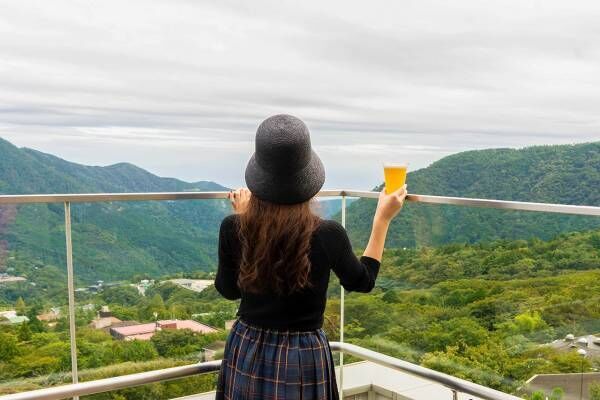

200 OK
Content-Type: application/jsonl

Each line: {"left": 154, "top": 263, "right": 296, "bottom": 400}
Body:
{"left": 215, "top": 114, "right": 406, "bottom": 400}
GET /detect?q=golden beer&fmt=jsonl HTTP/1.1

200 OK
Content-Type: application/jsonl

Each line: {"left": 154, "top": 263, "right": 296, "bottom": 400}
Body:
{"left": 383, "top": 163, "right": 407, "bottom": 194}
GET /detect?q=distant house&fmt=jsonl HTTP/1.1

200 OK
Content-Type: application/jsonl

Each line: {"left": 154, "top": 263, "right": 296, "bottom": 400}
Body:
{"left": 101, "top": 320, "right": 140, "bottom": 335}
{"left": 0, "top": 310, "right": 17, "bottom": 320}
{"left": 90, "top": 316, "right": 123, "bottom": 330}
{"left": 166, "top": 279, "right": 213, "bottom": 293}
{"left": 110, "top": 319, "right": 218, "bottom": 341}
{"left": 1, "top": 315, "right": 29, "bottom": 325}
{"left": 99, "top": 305, "right": 112, "bottom": 318}
{"left": 87, "top": 284, "right": 102, "bottom": 293}
{"left": 192, "top": 312, "right": 213, "bottom": 318}
{"left": 37, "top": 307, "right": 61, "bottom": 322}
{"left": 132, "top": 279, "right": 154, "bottom": 296}
{"left": 0, "top": 310, "right": 28, "bottom": 325}
{"left": 0, "top": 274, "right": 26, "bottom": 284}
{"left": 546, "top": 333, "right": 600, "bottom": 358}
{"left": 89, "top": 305, "right": 124, "bottom": 330}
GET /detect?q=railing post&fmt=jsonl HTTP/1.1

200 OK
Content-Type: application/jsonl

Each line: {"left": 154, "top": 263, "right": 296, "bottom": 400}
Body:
{"left": 452, "top": 389, "right": 459, "bottom": 400}
{"left": 64, "top": 202, "right": 79, "bottom": 400}
{"left": 339, "top": 194, "right": 346, "bottom": 396}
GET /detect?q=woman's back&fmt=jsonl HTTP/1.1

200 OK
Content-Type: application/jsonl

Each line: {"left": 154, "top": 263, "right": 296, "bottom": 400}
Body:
{"left": 215, "top": 215, "right": 380, "bottom": 331}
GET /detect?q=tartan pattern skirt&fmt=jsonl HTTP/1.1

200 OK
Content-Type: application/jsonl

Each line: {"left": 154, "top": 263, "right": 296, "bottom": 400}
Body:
{"left": 216, "top": 319, "right": 339, "bottom": 400}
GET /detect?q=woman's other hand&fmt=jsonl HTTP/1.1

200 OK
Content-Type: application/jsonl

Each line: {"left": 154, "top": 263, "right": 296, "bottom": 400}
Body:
{"left": 228, "top": 188, "right": 251, "bottom": 214}
{"left": 374, "top": 184, "right": 407, "bottom": 224}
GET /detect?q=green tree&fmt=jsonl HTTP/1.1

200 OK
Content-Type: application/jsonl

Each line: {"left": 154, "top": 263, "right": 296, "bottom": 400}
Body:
{"left": 550, "top": 387, "right": 564, "bottom": 400}
{"left": 120, "top": 340, "right": 159, "bottom": 362}
{"left": 18, "top": 322, "right": 32, "bottom": 341}
{"left": 25, "top": 305, "right": 46, "bottom": 333}
{"left": 0, "top": 332, "right": 19, "bottom": 361}
{"left": 513, "top": 312, "right": 548, "bottom": 334}
{"left": 140, "top": 294, "right": 166, "bottom": 320}
{"left": 381, "top": 289, "right": 400, "bottom": 303}
{"left": 195, "top": 310, "right": 235, "bottom": 330}
{"left": 421, "top": 317, "right": 489, "bottom": 352}
{"left": 108, "top": 304, "right": 138, "bottom": 321}
{"left": 102, "top": 286, "right": 141, "bottom": 307}
{"left": 529, "top": 391, "right": 545, "bottom": 400}
{"left": 15, "top": 296, "right": 26, "bottom": 315}
{"left": 590, "top": 382, "right": 600, "bottom": 400}
{"left": 526, "top": 388, "right": 564, "bottom": 400}
{"left": 151, "top": 329, "right": 219, "bottom": 358}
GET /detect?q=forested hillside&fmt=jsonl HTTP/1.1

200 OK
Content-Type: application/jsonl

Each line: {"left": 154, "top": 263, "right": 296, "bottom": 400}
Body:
{"left": 325, "top": 228, "right": 600, "bottom": 394}
{"left": 0, "top": 137, "right": 230, "bottom": 284}
{"left": 341, "top": 142, "right": 600, "bottom": 248}
{"left": 1, "top": 228, "right": 599, "bottom": 397}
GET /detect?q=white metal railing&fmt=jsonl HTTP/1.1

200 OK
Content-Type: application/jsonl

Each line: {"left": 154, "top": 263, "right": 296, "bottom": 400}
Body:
{"left": 0, "top": 342, "right": 522, "bottom": 400}
{"left": 0, "top": 189, "right": 599, "bottom": 400}
{"left": 0, "top": 190, "right": 599, "bottom": 216}
{"left": 0, "top": 360, "right": 222, "bottom": 400}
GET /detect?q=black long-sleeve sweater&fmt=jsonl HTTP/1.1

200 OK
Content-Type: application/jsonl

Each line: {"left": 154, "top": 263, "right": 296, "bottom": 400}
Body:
{"left": 215, "top": 214, "right": 380, "bottom": 331}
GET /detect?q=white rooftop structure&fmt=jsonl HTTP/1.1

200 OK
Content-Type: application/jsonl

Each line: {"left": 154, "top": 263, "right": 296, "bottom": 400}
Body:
{"left": 548, "top": 333, "right": 600, "bottom": 357}
{"left": 0, "top": 310, "right": 17, "bottom": 319}
{"left": 166, "top": 279, "right": 214, "bottom": 293}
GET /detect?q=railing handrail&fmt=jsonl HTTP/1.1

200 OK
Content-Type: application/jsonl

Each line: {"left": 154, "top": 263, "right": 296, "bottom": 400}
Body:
{"left": 0, "top": 343, "right": 521, "bottom": 400}
{"left": 330, "top": 342, "right": 522, "bottom": 400}
{"left": 0, "top": 361, "right": 222, "bottom": 400}
{"left": 0, "top": 189, "right": 599, "bottom": 216}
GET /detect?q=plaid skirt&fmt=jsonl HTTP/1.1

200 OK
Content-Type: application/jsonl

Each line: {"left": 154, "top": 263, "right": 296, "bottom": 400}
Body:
{"left": 216, "top": 319, "right": 339, "bottom": 400}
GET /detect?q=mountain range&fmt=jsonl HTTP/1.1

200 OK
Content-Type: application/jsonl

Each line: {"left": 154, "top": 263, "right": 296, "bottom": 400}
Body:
{"left": 339, "top": 142, "right": 600, "bottom": 248}
{"left": 0, "top": 137, "right": 229, "bottom": 284}
{"left": 1, "top": 137, "right": 599, "bottom": 285}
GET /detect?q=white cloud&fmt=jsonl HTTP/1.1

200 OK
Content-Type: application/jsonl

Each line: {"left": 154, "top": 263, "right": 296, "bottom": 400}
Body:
{"left": 0, "top": 0, "right": 599, "bottom": 189}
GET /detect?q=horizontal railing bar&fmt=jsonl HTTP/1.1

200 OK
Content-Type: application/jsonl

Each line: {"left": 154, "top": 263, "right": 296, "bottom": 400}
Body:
{"left": 0, "top": 190, "right": 346, "bottom": 204}
{"left": 0, "top": 361, "right": 222, "bottom": 400}
{"left": 342, "top": 190, "right": 600, "bottom": 216}
{"left": 330, "top": 342, "right": 522, "bottom": 400}
{"left": 0, "top": 191, "right": 231, "bottom": 204}
{"left": 0, "top": 190, "right": 598, "bottom": 216}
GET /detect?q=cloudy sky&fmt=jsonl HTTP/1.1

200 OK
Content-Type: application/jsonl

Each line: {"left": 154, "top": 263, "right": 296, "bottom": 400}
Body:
{"left": 1, "top": 0, "right": 599, "bottom": 189}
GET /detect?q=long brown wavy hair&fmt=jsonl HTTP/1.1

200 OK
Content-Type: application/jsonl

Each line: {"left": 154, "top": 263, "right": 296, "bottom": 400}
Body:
{"left": 237, "top": 195, "right": 320, "bottom": 295}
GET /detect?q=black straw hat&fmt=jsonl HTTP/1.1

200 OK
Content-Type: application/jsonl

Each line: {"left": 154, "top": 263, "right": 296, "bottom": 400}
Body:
{"left": 245, "top": 114, "right": 325, "bottom": 205}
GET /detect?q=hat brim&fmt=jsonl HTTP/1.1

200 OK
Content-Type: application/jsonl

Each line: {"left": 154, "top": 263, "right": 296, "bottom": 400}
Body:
{"left": 245, "top": 150, "right": 325, "bottom": 205}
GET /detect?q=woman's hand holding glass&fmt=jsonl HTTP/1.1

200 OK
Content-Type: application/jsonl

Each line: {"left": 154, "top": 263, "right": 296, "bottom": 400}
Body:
{"left": 374, "top": 184, "right": 407, "bottom": 224}
{"left": 362, "top": 184, "right": 407, "bottom": 262}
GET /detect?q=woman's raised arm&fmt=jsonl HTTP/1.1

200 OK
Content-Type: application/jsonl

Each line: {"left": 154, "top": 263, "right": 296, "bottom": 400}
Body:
{"left": 362, "top": 184, "right": 407, "bottom": 262}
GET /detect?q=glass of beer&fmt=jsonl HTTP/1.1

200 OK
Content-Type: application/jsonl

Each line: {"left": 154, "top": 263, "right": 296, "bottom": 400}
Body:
{"left": 383, "top": 163, "right": 408, "bottom": 194}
